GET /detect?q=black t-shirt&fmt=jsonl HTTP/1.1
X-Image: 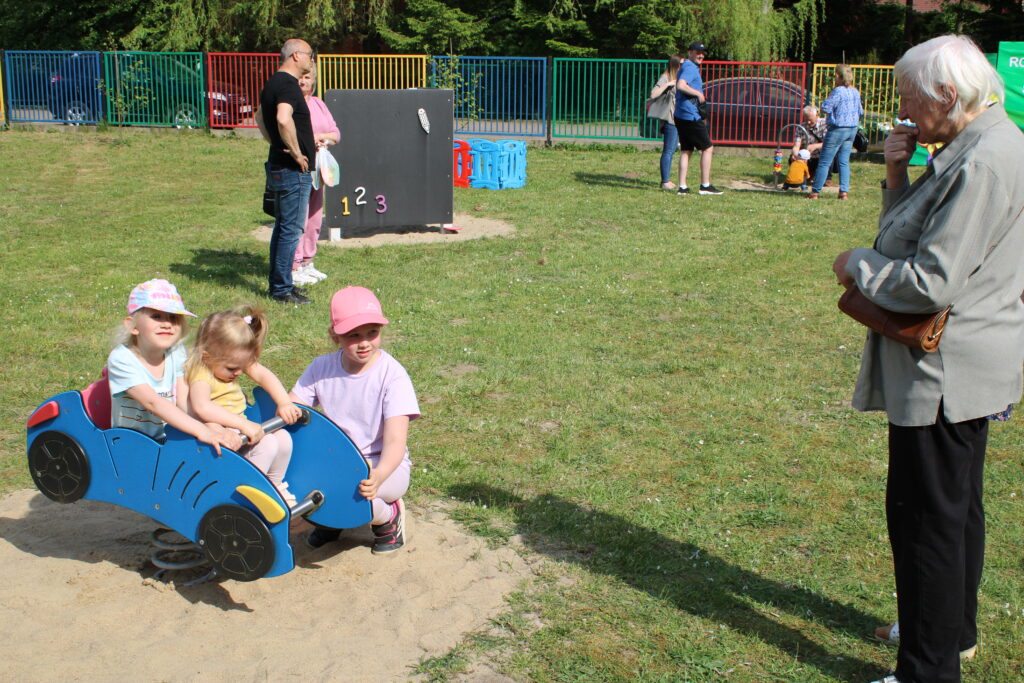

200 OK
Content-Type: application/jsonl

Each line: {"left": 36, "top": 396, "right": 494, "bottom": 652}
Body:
{"left": 260, "top": 71, "right": 315, "bottom": 170}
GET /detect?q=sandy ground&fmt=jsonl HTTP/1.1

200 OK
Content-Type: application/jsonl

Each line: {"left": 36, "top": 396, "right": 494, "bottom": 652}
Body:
{"left": 0, "top": 489, "right": 533, "bottom": 681}
{"left": 252, "top": 212, "right": 517, "bottom": 248}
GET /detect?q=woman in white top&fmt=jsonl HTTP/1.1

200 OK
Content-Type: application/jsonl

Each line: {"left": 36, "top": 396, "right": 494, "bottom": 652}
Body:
{"left": 650, "top": 54, "right": 682, "bottom": 190}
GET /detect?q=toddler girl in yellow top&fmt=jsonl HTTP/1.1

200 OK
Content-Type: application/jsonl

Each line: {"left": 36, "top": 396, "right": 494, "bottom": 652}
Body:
{"left": 185, "top": 307, "right": 301, "bottom": 505}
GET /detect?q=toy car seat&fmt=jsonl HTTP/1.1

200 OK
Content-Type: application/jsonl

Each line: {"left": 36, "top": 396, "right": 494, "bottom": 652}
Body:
{"left": 81, "top": 370, "right": 111, "bottom": 430}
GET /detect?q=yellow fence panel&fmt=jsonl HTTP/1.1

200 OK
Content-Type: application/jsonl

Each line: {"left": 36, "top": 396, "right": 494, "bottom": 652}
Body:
{"left": 317, "top": 55, "right": 427, "bottom": 92}
{"left": 812, "top": 64, "right": 898, "bottom": 146}
{"left": 0, "top": 61, "right": 5, "bottom": 125}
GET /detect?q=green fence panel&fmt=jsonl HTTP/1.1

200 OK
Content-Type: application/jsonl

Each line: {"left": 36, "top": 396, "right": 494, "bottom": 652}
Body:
{"left": 812, "top": 64, "right": 897, "bottom": 147}
{"left": 552, "top": 58, "right": 663, "bottom": 140}
{"left": 997, "top": 42, "right": 1024, "bottom": 131}
{"left": 103, "top": 51, "right": 206, "bottom": 127}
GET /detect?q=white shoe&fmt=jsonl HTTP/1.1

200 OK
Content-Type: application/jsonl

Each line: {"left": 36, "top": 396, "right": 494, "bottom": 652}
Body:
{"left": 875, "top": 621, "right": 977, "bottom": 660}
{"left": 870, "top": 676, "right": 900, "bottom": 683}
{"left": 291, "top": 269, "right": 318, "bottom": 286}
{"left": 303, "top": 263, "right": 328, "bottom": 281}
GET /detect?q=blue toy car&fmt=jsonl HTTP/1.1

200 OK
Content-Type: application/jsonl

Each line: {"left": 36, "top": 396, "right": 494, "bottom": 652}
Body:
{"left": 26, "top": 380, "right": 371, "bottom": 581}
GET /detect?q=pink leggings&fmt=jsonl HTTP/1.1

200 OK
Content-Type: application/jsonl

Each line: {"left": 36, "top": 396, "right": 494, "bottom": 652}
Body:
{"left": 365, "top": 454, "right": 411, "bottom": 524}
{"left": 241, "top": 430, "right": 295, "bottom": 506}
{"left": 292, "top": 185, "right": 324, "bottom": 269}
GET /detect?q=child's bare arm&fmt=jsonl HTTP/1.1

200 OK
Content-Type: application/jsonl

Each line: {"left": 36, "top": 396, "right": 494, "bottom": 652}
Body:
{"left": 248, "top": 362, "right": 302, "bottom": 423}
{"left": 359, "top": 415, "right": 409, "bottom": 500}
{"left": 188, "top": 380, "right": 264, "bottom": 444}
{"left": 125, "top": 383, "right": 241, "bottom": 454}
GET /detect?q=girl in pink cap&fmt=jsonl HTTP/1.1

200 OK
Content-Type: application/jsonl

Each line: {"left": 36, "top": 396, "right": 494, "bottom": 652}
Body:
{"left": 107, "top": 279, "right": 241, "bottom": 454}
{"left": 289, "top": 286, "right": 420, "bottom": 553}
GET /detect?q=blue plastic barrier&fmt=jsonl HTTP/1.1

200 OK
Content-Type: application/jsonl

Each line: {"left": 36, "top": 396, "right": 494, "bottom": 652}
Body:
{"left": 467, "top": 138, "right": 527, "bottom": 190}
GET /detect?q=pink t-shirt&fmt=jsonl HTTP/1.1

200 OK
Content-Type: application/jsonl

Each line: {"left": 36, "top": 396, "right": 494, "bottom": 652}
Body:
{"left": 308, "top": 96, "right": 340, "bottom": 139}
{"left": 291, "top": 349, "right": 419, "bottom": 457}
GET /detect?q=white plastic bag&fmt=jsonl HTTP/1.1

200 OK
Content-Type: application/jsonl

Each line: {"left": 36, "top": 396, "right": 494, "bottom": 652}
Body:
{"left": 317, "top": 147, "right": 340, "bottom": 187}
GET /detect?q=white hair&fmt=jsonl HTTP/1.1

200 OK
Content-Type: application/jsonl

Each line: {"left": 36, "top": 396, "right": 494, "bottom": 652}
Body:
{"left": 895, "top": 34, "right": 1004, "bottom": 123}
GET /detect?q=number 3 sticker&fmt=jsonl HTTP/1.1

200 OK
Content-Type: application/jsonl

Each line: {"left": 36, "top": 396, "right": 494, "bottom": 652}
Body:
{"left": 375, "top": 195, "right": 387, "bottom": 214}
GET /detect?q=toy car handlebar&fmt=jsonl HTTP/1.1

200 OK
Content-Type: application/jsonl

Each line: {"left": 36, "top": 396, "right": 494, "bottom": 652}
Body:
{"left": 238, "top": 408, "right": 311, "bottom": 447}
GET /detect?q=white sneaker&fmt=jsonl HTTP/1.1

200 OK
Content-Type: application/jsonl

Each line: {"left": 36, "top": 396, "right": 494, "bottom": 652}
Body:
{"left": 291, "top": 269, "right": 318, "bottom": 286}
{"left": 303, "top": 263, "right": 328, "bottom": 281}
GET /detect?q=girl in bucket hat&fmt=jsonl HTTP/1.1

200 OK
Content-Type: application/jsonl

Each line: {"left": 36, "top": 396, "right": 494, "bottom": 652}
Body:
{"left": 289, "top": 286, "right": 420, "bottom": 554}
{"left": 107, "top": 279, "right": 241, "bottom": 454}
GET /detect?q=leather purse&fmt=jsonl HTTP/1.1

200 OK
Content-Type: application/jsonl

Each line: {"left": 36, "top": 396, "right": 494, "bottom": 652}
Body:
{"left": 645, "top": 88, "right": 675, "bottom": 123}
{"left": 838, "top": 286, "right": 951, "bottom": 353}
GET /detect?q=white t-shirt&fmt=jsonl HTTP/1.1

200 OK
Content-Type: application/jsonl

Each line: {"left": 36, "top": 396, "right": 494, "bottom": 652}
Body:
{"left": 107, "top": 342, "right": 186, "bottom": 440}
{"left": 290, "top": 349, "right": 420, "bottom": 457}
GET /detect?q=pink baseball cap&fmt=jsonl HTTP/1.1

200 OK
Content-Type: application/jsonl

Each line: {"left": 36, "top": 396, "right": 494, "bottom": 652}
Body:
{"left": 330, "top": 286, "right": 389, "bottom": 334}
{"left": 126, "top": 279, "right": 197, "bottom": 317}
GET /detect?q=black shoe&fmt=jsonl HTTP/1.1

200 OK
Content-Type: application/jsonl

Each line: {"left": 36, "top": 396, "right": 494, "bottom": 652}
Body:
{"left": 676, "top": 186, "right": 690, "bottom": 195}
{"left": 271, "top": 290, "right": 311, "bottom": 304}
{"left": 291, "top": 285, "right": 307, "bottom": 295}
{"left": 307, "top": 526, "right": 341, "bottom": 549}
{"left": 699, "top": 184, "right": 723, "bottom": 195}
{"left": 371, "top": 499, "right": 406, "bottom": 554}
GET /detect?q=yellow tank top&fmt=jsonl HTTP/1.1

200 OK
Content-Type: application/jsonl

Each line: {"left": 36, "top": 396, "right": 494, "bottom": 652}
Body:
{"left": 187, "top": 364, "right": 246, "bottom": 415}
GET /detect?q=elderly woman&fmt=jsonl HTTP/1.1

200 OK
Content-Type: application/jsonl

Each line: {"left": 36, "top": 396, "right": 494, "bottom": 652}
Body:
{"left": 807, "top": 64, "right": 862, "bottom": 200}
{"left": 291, "top": 64, "right": 340, "bottom": 286}
{"left": 832, "top": 35, "right": 1024, "bottom": 683}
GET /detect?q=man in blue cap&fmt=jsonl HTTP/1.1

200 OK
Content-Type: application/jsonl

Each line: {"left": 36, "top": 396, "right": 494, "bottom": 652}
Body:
{"left": 673, "top": 41, "right": 723, "bottom": 195}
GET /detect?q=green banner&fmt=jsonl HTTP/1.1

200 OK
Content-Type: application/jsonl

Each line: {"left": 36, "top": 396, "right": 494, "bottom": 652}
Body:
{"left": 997, "top": 42, "right": 1024, "bottom": 131}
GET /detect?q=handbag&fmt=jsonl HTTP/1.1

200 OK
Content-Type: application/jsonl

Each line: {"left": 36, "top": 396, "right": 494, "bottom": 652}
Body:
{"left": 645, "top": 88, "right": 675, "bottom": 123}
{"left": 838, "top": 286, "right": 951, "bottom": 352}
{"left": 854, "top": 129, "right": 868, "bottom": 153}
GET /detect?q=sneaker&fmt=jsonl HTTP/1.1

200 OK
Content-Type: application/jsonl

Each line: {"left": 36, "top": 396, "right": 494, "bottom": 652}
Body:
{"left": 660, "top": 181, "right": 676, "bottom": 191}
{"left": 371, "top": 499, "right": 406, "bottom": 554}
{"left": 806, "top": 192, "right": 820, "bottom": 199}
{"left": 676, "top": 186, "right": 690, "bottom": 195}
{"left": 698, "top": 184, "right": 723, "bottom": 195}
{"left": 874, "top": 622, "right": 977, "bottom": 660}
{"left": 306, "top": 526, "right": 341, "bottom": 548}
{"left": 291, "top": 269, "right": 318, "bottom": 286}
{"left": 303, "top": 263, "right": 328, "bottom": 281}
{"left": 870, "top": 676, "right": 900, "bottom": 683}
{"left": 271, "top": 290, "right": 311, "bottom": 304}
{"left": 838, "top": 191, "right": 849, "bottom": 200}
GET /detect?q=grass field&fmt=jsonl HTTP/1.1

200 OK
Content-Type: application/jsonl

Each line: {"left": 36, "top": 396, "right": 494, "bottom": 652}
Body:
{"left": 1, "top": 127, "right": 1022, "bottom": 681}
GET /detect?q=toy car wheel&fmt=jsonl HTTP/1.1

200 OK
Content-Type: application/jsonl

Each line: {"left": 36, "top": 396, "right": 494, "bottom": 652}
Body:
{"left": 198, "top": 505, "right": 275, "bottom": 582}
{"left": 27, "top": 431, "right": 91, "bottom": 503}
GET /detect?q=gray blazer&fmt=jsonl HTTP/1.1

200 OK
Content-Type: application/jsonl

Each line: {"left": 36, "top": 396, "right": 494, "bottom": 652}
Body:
{"left": 845, "top": 104, "right": 1024, "bottom": 426}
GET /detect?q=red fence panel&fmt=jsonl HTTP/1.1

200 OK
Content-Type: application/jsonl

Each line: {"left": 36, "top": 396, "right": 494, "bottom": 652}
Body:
{"left": 700, "top": 61, "right": 807, "bottom": 147}
{"left": 205, "top": 52, "right": 277, "bottom": 128}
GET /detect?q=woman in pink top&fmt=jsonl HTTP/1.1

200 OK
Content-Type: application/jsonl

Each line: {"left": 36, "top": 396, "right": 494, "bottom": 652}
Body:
{"left": 292, "top": 63, "right": 340, "bottom": 286}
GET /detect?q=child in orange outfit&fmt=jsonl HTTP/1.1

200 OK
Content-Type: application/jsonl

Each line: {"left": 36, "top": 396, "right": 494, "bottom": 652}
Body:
{"left": 783, "top": 148, "right": 811, "bottom": 191}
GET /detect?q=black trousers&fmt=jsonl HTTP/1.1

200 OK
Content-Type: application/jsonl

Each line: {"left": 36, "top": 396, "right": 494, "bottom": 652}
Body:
{"left": 888, "top": 410, "right": 987, "bottom": 683}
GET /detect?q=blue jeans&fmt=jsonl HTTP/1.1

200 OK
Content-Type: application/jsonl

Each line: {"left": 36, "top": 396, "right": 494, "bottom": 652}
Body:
{"left": 811, "top": 125, "right": 857, "bottom": 193}
{"left": 266, "top": 162, "right": 312, "bottom": 296}
{"left": 659, "top": 121, "right": 679, "bottom": 184}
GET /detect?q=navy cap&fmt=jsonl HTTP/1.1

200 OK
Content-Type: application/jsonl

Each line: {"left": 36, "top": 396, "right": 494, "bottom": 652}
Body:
{"left": 688, "top": 41, "right": 707, "bottom": 53}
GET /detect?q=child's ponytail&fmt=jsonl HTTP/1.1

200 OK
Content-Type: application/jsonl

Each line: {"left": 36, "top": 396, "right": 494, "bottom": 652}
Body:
{"left": 239, "top": 306, "right": 269, "bottom": 357}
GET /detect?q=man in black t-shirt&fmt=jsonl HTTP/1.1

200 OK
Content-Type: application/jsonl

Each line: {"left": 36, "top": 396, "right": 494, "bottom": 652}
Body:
{"left": 260, "top": 38, "right": 316, "bottom": 304}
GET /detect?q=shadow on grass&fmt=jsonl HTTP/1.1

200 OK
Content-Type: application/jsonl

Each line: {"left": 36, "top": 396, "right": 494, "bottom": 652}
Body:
{"left": 448, "top": 483, "right": 883, "bottom": 681}
{"left": 573, "top": 172, "right": 651, "bottom": 189}
{"left": 169, "top": 248, "right": 267, "bottom": 296}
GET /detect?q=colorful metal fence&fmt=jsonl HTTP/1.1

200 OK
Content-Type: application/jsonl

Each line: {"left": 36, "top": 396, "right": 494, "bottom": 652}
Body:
{"left": 0, "top": 52, "right": 6, "bottom": 124}
{"left": 205, "top": 52, "right": 275, "bottom": 128}
{"left": 699, "top": 61, "right": 807, "bottom": 147}
{"left": 102, "top": 51, "right": 206, "bottom": 127}
{"left": 317, "top": 54, "right": 427, "bottom": 91}
{"left": 812, "top": 64, "right": 897, "bottom": 146}
{"left": 430, "top": 56, "right": 546, "bottom": 137}
{"left": 3, "top": 50, "right": 104, "bottom": 124}
{"left": 553, "top": 58, "right": 663, "bottom": 140}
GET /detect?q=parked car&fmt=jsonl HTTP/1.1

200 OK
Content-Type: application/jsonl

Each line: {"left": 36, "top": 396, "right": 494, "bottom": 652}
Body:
{"left": 26, "top": 382, "right": 370, "bottom": 581}
{"left": 703, "top": 76, "right": 809, "bottom": 146}
{"left": 47, "top": 53, "right": 252, "bottom": 127}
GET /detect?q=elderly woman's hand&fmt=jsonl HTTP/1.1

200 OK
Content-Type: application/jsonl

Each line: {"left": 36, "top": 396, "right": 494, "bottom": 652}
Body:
{"left": 884, "top": 124, "right": 920, "bottom": 189}
{"left": 832, "top": 250, "right": 856, "bottom": 288}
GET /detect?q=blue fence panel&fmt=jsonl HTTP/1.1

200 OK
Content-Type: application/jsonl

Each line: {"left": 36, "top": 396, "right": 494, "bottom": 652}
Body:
{"left": 431, "top": 56, "right": 546, "bottom": 137}
{"left": 4, "top": 51, "right": 103, "bottom": 124}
